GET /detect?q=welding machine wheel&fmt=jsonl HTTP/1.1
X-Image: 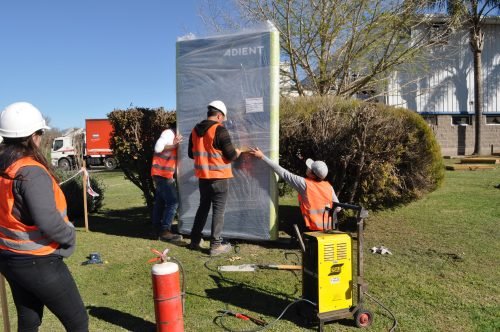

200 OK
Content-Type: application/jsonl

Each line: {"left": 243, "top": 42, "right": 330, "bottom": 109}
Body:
{"left": 354, "top": 309, "right": 373, "bottom": 328}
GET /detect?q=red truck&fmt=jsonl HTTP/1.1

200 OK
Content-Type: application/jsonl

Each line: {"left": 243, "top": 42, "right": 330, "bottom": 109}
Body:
{"left": 51, "top": 119, "right": 118, "bottom": 170}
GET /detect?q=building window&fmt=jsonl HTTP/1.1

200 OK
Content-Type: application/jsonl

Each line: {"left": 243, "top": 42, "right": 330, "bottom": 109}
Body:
{"left": 422, "top": 115, "right": 438, "bottom": 126}
{"left": 486, "top": 115, "right": 500, "bottom": 125}
{"left": 429, "top": 22, "right": 451, "bottom": 45}
{"left": 452, "top": 115, "right": 472, "bottom": 126}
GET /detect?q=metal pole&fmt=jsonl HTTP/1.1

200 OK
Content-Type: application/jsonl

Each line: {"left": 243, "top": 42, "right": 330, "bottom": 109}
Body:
{"left": 83, "top": 161, "right": 89, "bottom": 232}
{"left": 357, "top": 208, "right": 368, "bottom": 305}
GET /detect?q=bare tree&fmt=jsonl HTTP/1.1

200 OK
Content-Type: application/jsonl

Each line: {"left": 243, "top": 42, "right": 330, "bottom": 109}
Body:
{"left": 200, "top": 0, "right": 450, "bottom": 99}
{"left": 422, "top": 0, "right": 500, "bottom": 155}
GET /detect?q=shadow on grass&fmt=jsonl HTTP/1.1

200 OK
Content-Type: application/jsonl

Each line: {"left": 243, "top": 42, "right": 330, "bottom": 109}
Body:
{"left": 73, "top": 204, "right": 303, "bottom": 243}
{"left": 204, "top": 275, "right": 358, "bottom": 330}
{"left": 278, "top": 204, "right": 302, "bottom": 237}
{"left": 76, "top": 202, "right": 355, "bottom": 244}
{"left": 74, "top": 206, "right": 152, "bottom": 239}
{"left": 87, "top": 305, "right": 155, "bottom": 331}
{"left": 203, "top": 274, "right": 315, "bottom": 329}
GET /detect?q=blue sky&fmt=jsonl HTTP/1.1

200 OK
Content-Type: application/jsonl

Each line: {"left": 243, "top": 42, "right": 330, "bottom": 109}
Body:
{"left": 0, "top": 0, "right": 206, "bottom": 130}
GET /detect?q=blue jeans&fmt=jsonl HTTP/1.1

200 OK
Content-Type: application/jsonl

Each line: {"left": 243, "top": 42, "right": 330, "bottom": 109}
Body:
{"left": 152, "top": 176, "right": 179, "bottom": 232}
{"left": 0, "top": 255, "right": 88, "bottom": 332}
{"left": 190, "top": 178, "right": 229, "bottom": 246}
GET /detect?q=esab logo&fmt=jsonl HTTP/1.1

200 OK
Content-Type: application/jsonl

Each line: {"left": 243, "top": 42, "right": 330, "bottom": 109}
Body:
{"left": 223, "top": 46, "right": 264, "bottom": 56}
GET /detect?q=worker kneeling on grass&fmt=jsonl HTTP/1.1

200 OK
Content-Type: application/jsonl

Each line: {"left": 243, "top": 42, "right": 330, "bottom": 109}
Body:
{"left": 249, "top": 147, "right": 341, "bottom": 232}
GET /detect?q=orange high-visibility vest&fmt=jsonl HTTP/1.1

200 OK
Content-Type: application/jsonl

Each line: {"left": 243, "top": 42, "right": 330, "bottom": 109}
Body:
{"left": 0, "top": 157, "right": 70, "bottom": 255}
{"left": 298, "top": 178, "right": 333, "bottom": 231}
{"left": 191, "top": 123, "right": 233, "bottom": 179}
{"left": 151, "top": 146, "right": 177, "bottom": 179}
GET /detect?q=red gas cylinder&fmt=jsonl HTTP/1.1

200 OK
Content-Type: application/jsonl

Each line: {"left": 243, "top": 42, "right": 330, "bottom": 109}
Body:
{"left": 151, "top": 261, "right": 184, "bottom": 331}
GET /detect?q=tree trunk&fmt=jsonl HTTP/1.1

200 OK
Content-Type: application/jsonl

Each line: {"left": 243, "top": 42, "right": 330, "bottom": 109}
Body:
{"left": 471, "top": 27, "right": 484, "bottom": 155}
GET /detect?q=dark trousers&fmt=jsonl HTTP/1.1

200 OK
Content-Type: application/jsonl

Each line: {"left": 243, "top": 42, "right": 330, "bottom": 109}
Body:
{"left": 190, "top": 178, "right": 229, "bottom": 246}
{"left": 0, "top": 255, "right": 88, "bottom": 332}
{"left": 152, "top": 176, "right": 179, "bottom": 232}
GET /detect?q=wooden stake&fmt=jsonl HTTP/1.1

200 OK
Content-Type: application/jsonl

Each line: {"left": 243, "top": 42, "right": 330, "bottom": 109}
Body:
{"left": 83, "top": 160, "right": 89, "bottom": 232}
{"left": 0, "top": 274, "right": 11, "bottom": 332}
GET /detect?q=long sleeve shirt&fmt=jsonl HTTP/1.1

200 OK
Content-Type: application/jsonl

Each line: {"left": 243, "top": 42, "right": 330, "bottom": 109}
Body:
{"left": 260, "top": 155, "right": 340, "bottom": 206}
{"left": 154, "top": 129, "right": 175, "bottom": 153}
{"left": 10, "top": 166, "right": 76, "bottom": 257}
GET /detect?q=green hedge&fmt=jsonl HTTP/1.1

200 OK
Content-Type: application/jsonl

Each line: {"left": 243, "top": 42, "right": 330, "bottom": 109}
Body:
{"left": 57, "top": 170, "right": 105, "bottom": 221}
{"left": 279, "top": 96, "right": 444, "bottom": 210}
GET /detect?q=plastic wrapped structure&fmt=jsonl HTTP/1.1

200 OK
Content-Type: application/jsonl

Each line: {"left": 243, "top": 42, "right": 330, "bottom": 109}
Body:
{"left": 176, "top": 23, "right": 280, "bottom": 240}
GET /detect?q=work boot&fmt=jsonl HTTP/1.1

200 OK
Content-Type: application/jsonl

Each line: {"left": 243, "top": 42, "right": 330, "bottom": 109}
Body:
{"left": 187, "top": 239, "right": 204, "bottom": 251}
{"left": 210, "top": 242, "right": 232, "bottom": 256}
{"left": 151, "top": 225, "right": 161, "bottom": 240}
{"left": 159, "top": 230, "right": 183, "bottom": 242}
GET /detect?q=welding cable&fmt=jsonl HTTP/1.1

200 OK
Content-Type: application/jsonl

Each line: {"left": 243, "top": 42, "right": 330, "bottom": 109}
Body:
{"left": 216, "top": 298, "right": 317, "bottom": 332}
{"left": 169, "top": 256, "right": 187, "bottom": 315}
{"left": 363, "top": 291, "right": 398, "bottom": 332}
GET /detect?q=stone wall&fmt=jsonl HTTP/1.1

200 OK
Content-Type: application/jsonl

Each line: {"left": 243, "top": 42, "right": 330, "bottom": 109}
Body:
{"left": 429, "top": 115, "right": 500, "bottom": 156}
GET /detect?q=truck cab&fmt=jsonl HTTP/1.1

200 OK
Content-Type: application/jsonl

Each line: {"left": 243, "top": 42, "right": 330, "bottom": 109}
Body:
{"left": 51, "top": 129, "right": 81, "bottom": 170}
{"left": 50, "top": 120, "right": 117, "bottom": 170}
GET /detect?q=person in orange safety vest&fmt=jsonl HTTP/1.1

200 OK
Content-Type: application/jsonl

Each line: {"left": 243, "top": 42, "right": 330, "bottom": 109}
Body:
{"left": 0, "top": 102, "right": 88, "bottom": 331}
{"left": 187, "top": 100, "right": 241, "bottom": 256}
{"left": 151, "top": 124, "right": 183, "bottom": 242}
{"left": 249, "top": 147, "right": 341, "bottom": 231}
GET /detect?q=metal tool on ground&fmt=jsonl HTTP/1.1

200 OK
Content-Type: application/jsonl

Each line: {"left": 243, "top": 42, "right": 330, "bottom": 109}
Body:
{"left": 81, "top": 252, "right": 103, "bottom": 265}
{"left": 218, "top": 264, "right": 302, "bottom": 272}
{"left": 218, "top": 310, "right": 267, "bottom": 326}
{"left": 299, "top": 202, "right": 374, "bottom": 331}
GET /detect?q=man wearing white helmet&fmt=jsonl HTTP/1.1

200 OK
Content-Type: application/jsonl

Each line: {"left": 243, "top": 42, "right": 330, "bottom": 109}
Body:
{"left": 188, "top": 100, "right": 241, "bottom": 256}
{"left": 249, "top": 147, "right": 341, "bottom": 231}
{"left": 0, "top": 102, "right": 88, "bottom": 331}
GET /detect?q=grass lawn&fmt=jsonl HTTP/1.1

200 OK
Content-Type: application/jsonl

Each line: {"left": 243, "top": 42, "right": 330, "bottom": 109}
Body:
{"left": 1, "top": 164, "right": 499, "bottom": 332}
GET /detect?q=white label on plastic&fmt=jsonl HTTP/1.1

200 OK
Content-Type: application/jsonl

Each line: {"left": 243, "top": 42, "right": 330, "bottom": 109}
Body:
{"left": 245, "top": 97, "right": 264, "bottom": 113}
{"left": 330, "top": 277, "right": 340, "bottom": 284}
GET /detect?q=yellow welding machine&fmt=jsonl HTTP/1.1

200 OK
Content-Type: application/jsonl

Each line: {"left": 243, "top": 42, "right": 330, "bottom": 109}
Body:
{"left": 302, "top": 231, "right": 353, "bottom": 314}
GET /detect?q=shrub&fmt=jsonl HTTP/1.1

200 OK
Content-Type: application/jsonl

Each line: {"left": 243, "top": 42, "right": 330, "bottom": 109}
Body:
{"left": 57, "top": 170, "right": 105, "bottom": 221}
{"left": 279, "top": 96, "right": 444, "bottom": 210}
{"left": 108, "top": 107, "right": 176, "bottom": 211}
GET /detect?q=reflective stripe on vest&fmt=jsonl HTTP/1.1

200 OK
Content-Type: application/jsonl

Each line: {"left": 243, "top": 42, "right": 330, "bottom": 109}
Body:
{"left": 298, "top": 179, "right": 334, "bottom": 231}
{"left": 151, "top": 147, "right": 177, "bottom": 179}
{"left": 192, "top": 124, "right": 233, "bottom": 179}
{"left": 0, "top": 157, "right": 69, "bottom": 255}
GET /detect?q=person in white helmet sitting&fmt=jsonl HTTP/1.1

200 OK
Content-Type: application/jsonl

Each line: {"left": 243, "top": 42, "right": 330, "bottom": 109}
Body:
{"left": 249, "top": 147, "right": 341, "bottom": 232}
{"left": 0, "top": 102, "right": 88, "bottom": 331}
{"left": 187, "top": 100, "right": 241, "bottom": 256}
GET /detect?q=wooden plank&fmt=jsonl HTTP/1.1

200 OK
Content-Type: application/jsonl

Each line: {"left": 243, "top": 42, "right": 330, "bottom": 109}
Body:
{"left": 460, "top": 158, "right": 499, "bottom": 164}
{"left": 446, "top": 164, "right": 496, "bottom": 171}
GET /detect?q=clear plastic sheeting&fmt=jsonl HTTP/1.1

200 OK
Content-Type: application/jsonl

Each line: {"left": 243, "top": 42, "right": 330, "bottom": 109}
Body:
{"left": 176, "top": 23, "right": 280, "bottom": 241}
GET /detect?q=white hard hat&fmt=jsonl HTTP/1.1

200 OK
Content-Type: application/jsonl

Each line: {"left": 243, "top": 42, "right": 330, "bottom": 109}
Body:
{"left": 0, "top": 102, "right": 50, "bottom": 138}
{"left": 306, "top": 158, "right": 329, "bottom": 180}
{"left": 208, "top": 100, "right": 227, "bottom": 117}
